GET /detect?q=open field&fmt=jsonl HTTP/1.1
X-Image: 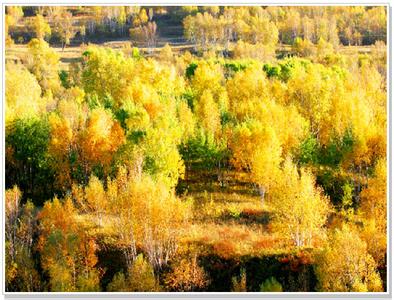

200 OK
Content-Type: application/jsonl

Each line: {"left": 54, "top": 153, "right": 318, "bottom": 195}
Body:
{"left": 6, "top": 41, "right": 375, "bottom": 71}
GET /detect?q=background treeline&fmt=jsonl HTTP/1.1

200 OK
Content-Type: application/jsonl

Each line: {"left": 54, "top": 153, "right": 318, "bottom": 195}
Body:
{"left": 6, "top": 6, "right": 386, "bottom": 49}
{"left": 5, "top": 6, "right": 387, "bottom": 293}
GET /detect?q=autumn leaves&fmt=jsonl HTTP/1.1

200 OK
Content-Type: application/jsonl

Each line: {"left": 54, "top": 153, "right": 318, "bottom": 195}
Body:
{"left": 5, "top": 15, "right": 387, "bottom": 291}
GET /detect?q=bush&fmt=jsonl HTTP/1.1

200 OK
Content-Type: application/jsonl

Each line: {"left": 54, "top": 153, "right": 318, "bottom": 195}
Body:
{"left": 231, "top": 268, "right": 247, "bottom": 292}
{"left": 107, "top": 254, "right": 160, "bottom": 292}
{"left": 165, "top": 256, "right": 210, "bottom": 292}
{"left": 128, "top": 254, "right": 160, "bottom": 292}
{"left": 233, "top": 40, "right": 275, "bottom": 61}
{"left": 260, "top": 276, "right": 283, "bottom": 292}
{"left": 292, "top": 38, "right": 316, "bottom": 57}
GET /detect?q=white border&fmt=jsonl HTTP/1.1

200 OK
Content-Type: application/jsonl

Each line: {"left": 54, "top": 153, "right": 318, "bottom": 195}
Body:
{"left": 1, "top": 1, "right": 392, "bottom": 299}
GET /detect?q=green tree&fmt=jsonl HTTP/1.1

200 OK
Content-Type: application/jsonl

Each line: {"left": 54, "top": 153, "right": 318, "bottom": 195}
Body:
{"left": 6, "top": 117, "right": 53, "bottom": 204}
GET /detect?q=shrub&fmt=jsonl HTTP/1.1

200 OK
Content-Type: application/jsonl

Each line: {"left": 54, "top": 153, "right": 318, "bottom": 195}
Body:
{"left": 107, "top": 254, "right": 160, "bottom": 292}
{"left": 260, "top": 277, "right": 283, "bottom": 292}
{"left": 231, "top": 268, "right": 247, "bottom": 292}
{"left": 165, "top": 255, "right": 210, "bottom": 292}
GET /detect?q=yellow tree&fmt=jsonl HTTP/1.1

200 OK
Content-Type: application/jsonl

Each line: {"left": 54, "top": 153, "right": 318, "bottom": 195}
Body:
{"left": 128, "top": 254, "right": 160, "bottom": 291}
{"left": 360, "top": 158, "right": 387, "bottom": 267}
{"left": 53, "top": 11, "right": 76, "bottom": 51}
{"left": 315, "top": 225, "right": 383, "bottom": 292}
{"left": 230, "top": 119, "right": 282, "bottom": 204}
{"left": 248, "top": 13, "right": 278, "bottom": 47}
{"left": 5, "top": 6, "right": 23, "bottom": 45}
{"left": 226, "top": 65, "right": 308, "bottom": 157}
{"left": 270, "top": 157, "right": 331, "bottom": 247}
{"left": 26, "top": 38, "right": 61, "bottom": 94}
{"left": 226, "top": 65, "right": 270, "bottom": 121}
{"left": 5, "top": 63, "right": 44, "bottom": 125}
{"left": 286, "top": 62, "right": 334, "bottom": 144}
{"left": 159, "top": 43, "right": 174, "bottom": 64}
{"left": 232, "top": 40, "right": 276, "bottom": 61}
{"left": 38, "top": 197, "right": 100, "bottom": 291}
{"left": 177, "top": 101, "right": 196, "bottom": 143}
{"left": 108, "top": 166, "right": 191, "bottom": 271}
{"left": 107, "top": 254, "right": 160, "bottom": 292}
{"left": 5, "top": 186, "right": 41, "bottom": 291}
{"left": 191, "top": 61, "right": 228, "bottom": 112}
{"left": 72, "top": 175, "right": 107, "bottom": 227}
{"left": 194, "top": 89, "right": 221, "bottom": 142}
{"left": 31, "top": 14, "right": 51, "bottom": 40}
{"left": 49, "top": 105, "right": 125, "bottom": 190}
{"left": 80, "top": 108, "right": 126, "bottom": 179}
{"left": 48, "top": 112, "right": 75, "bottom": 190}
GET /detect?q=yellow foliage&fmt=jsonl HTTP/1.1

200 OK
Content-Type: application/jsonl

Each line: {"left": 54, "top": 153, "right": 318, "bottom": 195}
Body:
{"left": 128, "top": 254, "right": 160, "bottom": 291}
{"left": 191, "top": 60, "right": 228, "bottom": 112}
{"left": 165, "top": 255, "right": 209, "bottom": 291}
{"left": 233, "top": 40, "right": 276, "bottom": 61}
{"left": 5, "top": 63, "right": 44, "bottom": 125}
{"left": 108, "top": 167, "right": 191, "bottom": 270}
{"left": 360, "top": 159, "right": 387, "bottom": 266}
{"left": 230, "top": 119, "right": 282, "bottom": 196}
{"left": 31, "top": 14, "right": 51, "bottom": 40}
{"left": 26, "top": 38, "right": 60, "bottom": 94}
{"left": 315, "top": 225, "right": 383, "bottom": 292}
{"left": 195, "top": 90, "right": 221, "bottom": 141}
{"left": 178, "top": 101, "right": 196, "bottom": 142}
{"left": 81, "top": 108, "right": 126, "bottom": 174}
{"left": 270, "top": 157, "right": 331, "bottom": 247}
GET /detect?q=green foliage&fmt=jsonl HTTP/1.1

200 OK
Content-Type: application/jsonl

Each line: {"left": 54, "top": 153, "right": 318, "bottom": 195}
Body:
{"left": 298, "top": 135, "right": 319, "bottom": 165}
{"left": 260, "top": 277, "right": 283, "bottom": 292}
{"left": 132, "top": 47, "right": 141, "bottom": 58}
{"left": 107, "top": 255, "right": 160, "bottom": 292}
{"left": 262, "top": 63, "right": 281, "bottom": 78}
{"left": 315, "top": 170, "right": 339, "bottom": 203}
{"left": 180, "top": 131, "right": 228, "bottom": 171}
{"left": 223, "top": 61, "right": 248, "bottom": 78}
{"left": 128, "top": 254, "right": 160, "bottom": 292}
{"left": 113, "top": 108, "right": 130, "bottom": 129}
{"left": 298, "top": 128, "right": 354, "bottom": 168}
{"left": 341, "top": 182, "right": 354, "bottom": 211}
{"left": 76, "top": 269, "right": 101, "bottom": 292}
{"left": 186, "top": 62, "right": 198, "bottom": 79}
{"left": 107, "top": 272, "right": 128, "bottom": 292}
{"left": 59, "top": 70, "right": 70, "bottom": 89}
{"left": 6, "top": 117, "right": 53, "bottom": 204}
{"left": 262, "top": 58, "right": 311, "bottom": 81}
{"left": 320, "top": 128, "right": 354, "bottom": 167}
{"left": 182, "top": 90, "right": 196, "bottom": 110}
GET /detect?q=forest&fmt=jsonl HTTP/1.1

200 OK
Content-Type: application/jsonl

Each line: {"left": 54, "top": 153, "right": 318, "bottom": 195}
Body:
{"left": 4, "top": 6, "right": 387, "bottom": 292}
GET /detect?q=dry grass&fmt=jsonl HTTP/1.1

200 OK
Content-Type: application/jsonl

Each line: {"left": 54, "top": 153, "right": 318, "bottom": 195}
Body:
{"left": 182, "top": 222, "right": 286, "bottom": 258}
{"left": 6, "top": 43, "right": 83, "bottom": 70}
{"left": 177, "top": 170, "right": 291, "bottom": 258}
{"left": 6, "top": 41, "right": 374, "bottom": 73}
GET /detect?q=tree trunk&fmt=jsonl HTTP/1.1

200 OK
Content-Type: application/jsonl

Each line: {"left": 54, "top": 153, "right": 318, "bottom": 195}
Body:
{"left": 259, "top": 186, "right": 266, "bottom": 206}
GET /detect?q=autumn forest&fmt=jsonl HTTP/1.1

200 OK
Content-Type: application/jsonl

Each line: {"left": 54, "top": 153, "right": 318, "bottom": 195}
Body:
{"left": 4, "top": 6, "right": 387, "bottom": 293}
